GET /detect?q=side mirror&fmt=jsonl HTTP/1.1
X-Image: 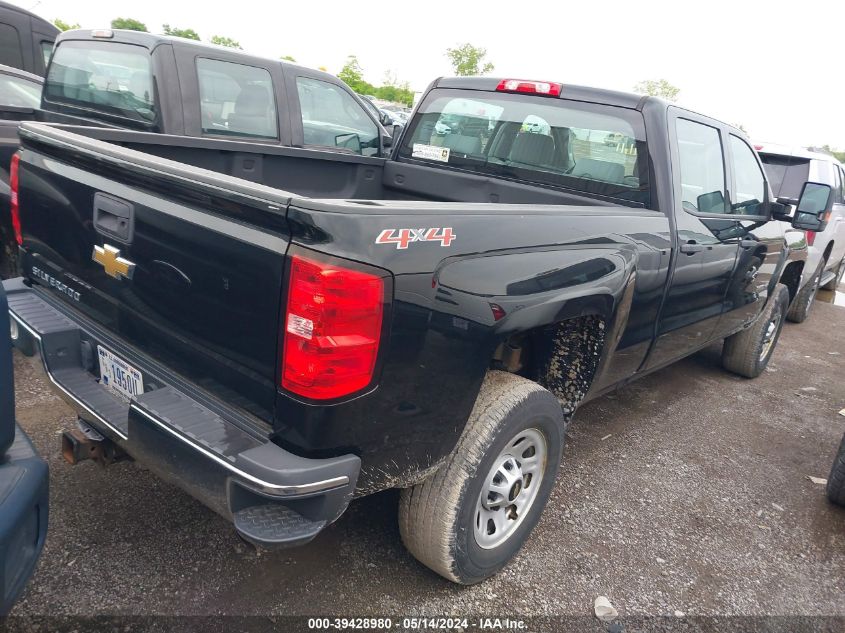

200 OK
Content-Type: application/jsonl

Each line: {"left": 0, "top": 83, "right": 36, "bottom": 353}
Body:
{"left": 791, "top": 182, "right": 833, "bottom": 232}
{"left": 335, "top": 133, "right": 362, "bottom": 154}
{"left": 379, "top": 111, "right": 392, "bottom": 126}
{"left": 769, "top": 201, "right": 792, "bottom": 222}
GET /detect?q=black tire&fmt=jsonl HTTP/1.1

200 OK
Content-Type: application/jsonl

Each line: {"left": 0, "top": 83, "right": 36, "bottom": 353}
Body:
{"left": 821, "top": 258, "right": 845, "bottom": 291}
{"left": 786, "top": 260, "right": 823, "bottom": 323}
{"left": 722, "top": 284, "right": 789, "bottom": 378}
{"left": 827, "top": 432, "right": 845, "bottom": 506}
{"left": 398, "top": 371, "right": 564, "bottom": 584}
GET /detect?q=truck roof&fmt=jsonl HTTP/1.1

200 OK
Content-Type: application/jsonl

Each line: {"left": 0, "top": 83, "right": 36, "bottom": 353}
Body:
{"left": 53, "top": 29, "right": 341, "bottom": 85}
{"left": 0, "top": 0, "right": 58, "bottom": 35}
{"left": 754, "top": 141, "right": 842, "bottom": 164}
{"left": 433, "top": 76, "right": 647, "bottom": 110}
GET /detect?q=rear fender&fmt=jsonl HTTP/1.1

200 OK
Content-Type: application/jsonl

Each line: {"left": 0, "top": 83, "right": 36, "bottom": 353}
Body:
{"left": 436, "top": 244, "right": 638, "bottom": 380}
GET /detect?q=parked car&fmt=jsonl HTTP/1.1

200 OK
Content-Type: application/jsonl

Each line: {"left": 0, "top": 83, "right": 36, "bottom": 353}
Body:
{"left": 4, "top": 73, "right": 823, "bottom": 585}
{"left": 758, "top": 143, "right": 845, "bottom": 321}
{"left": 0, "top": 64, "right": 41, "bottom": 277}
{"left": 0, "top": 280, "right": 48, "bottom": 615}
{"left": 0, "top": 29, "right": 393, "bottom": 277}
{"left": 0, "top": 0, "right": 58, "bottom": 77}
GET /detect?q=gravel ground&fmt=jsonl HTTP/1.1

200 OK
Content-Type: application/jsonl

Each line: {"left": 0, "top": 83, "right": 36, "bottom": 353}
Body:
{"left": 7, "top": 298, "right": 845, "bottom": 622}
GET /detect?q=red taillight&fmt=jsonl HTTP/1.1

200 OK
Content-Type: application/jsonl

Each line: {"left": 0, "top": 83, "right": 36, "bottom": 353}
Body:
{"left": 282, "top": 254, "right": 385, "bottom": 400}
{"left": 806, "top": 230, "right": 816, "bottom": 246}
{"left": 496, "top": 79, "right": 562, "bottom": 97}
{"left": 9, "top": 153, "right": 21, "bottom": 246}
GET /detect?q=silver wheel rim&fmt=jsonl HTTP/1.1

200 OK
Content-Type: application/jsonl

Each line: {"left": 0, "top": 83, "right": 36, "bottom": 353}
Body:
{"left": 760, "top": 312, "right": 782, "bottom": 362}
{"left": 474, "top": 428, "right": 548, "bottom": 549}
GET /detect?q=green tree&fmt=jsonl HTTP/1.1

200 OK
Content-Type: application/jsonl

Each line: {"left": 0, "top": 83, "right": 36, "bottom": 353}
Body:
{"left": 338, "top": 55, "right": 373, "bottom": 93}
{"left": 281, "top": 55, "right": 297, "bottom": 62}
{"left": 445, "top": 43, "right": 494, "bottom": 76}
{"left": 53, "top": 18, "right": 80, "bottom": 31}
{"left": 633, "top": 79, "right": 680, "bottom": 102}
{"left": 110, "top": 17, "right": 148, "bottom": 31}
{"left": 210, "top": 35, "right": 241, "bottom": 49}
{"left": 162, "top": 24, "right": 200, "bottom": 40}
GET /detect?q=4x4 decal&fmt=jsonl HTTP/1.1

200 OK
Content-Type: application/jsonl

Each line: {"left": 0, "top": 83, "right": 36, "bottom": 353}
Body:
{"left": 375, "top": 228, "right": 456, "bottom": 249}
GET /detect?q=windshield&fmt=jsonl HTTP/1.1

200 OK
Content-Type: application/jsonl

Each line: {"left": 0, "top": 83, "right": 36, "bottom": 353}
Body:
{"left": 760, "top": 153, "right": 811, "bottom": 200}
{"left": 0, "top": 74, "right": 41, "bottom": 108}
{"left": 399, "top": 88, "right": 650, "bottom": 206}
{"left": 44, "top": 40, "right": 156, "bottom": 126}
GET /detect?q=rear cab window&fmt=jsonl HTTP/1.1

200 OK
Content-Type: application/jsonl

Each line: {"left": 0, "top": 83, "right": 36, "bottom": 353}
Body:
{"left": 398, "top": 88, "right": 650, "bottom": 206}
{"left": 44, "top": 40, "right": 155, "bottom": 127}
{"left": 197, "top": 58, "right": 278, "bottom": 139}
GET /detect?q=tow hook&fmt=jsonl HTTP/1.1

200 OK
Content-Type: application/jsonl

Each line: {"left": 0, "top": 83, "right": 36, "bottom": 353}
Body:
{"left": 61, "top": 420, "right": 126, "bottom": 466}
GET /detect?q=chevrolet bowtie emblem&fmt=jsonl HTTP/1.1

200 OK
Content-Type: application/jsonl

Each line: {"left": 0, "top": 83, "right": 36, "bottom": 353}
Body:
{"left": 92, "top": 244, "right": 135, "bottom": 280}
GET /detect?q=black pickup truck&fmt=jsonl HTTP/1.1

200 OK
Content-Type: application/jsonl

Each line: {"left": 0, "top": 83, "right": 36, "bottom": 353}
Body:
{"left": 4, "top": 43, "right": 832, "bottom": 582}
{"left": 0, "top": 29, "right": 394, "bottom": 277}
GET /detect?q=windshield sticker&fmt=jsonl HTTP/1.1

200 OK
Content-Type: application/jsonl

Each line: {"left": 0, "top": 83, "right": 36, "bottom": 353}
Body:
{"left": 376, "top": 228, "right": 456, "bottom": 249}
{"left": 412, "top": 143, "right": 450, "bottom": 163}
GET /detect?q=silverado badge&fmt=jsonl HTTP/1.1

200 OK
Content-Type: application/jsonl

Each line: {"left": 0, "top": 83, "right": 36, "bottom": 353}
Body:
{"left": 92, "top": 244, "right": 135, "bottom": 280}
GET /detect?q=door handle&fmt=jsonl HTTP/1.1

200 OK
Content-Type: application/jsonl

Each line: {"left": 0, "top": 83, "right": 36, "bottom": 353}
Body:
{"left": 680, "top": 241, "right": 704, "bottom": 254}
{"left": 739, "top": 239, "right": 758, "bottom": 249}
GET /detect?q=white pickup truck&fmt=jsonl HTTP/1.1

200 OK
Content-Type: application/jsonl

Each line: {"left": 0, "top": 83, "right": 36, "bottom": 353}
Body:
{"left": 758, "top": 142, "right": 845, "bottom": 321}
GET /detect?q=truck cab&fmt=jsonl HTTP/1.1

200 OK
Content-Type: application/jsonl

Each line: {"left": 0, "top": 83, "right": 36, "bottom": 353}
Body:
{"left": 0, "top": 1, "right": 58, "bottom": 77}
{"left": 40, "top": 30, "right": 392, "bottom": 156}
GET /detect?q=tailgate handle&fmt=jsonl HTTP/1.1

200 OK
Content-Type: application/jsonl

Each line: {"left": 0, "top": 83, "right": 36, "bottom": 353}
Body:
{"left": 93, "top": 193, "right": 134, "bottom": 244}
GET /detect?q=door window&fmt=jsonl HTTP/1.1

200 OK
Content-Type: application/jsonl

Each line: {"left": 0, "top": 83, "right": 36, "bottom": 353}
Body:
{"left": 295, "top": 77, "right": 379, "bottom": 156}
{"left": 40, "top": 41, "right": 53, "bottom": 68}
{"left": 0, "top": 24, "right": 23, "bottom": 70}
{"left": 729, "top": 136, "right": 767, "bottom": 216}
{"left": 675, "top": 118, "right": 727, "bottom": 213}
{"left": 831, "top": 161, "right": 844, "bottom": 204}
{"left": 197, "top": 58, "right": 278, "bottom": 139}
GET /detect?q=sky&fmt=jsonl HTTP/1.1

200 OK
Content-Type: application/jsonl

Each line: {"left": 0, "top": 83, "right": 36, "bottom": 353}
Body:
{"left": 19, "top": 0, "right": 845, "bottom": 148}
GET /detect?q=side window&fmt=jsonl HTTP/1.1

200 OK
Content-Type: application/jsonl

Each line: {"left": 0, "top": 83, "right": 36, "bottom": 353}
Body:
{"left": 295, "top": 77, "right": 379, "bottom": 156}
{"left": 729, "top": 136, "right": 767, "bottom": 216}
{"left": 832, "top": 162, "right": 844, "bottom": 204}
{"left": 675, "top": 118, "right": 727, "bottom": 213}
{"left": 197, "top": 58, "right": 277, "bottom": 139}
{"left": 839, "top": 167, "right": 845, "bottom": 204}
{"left": 0, "top": 24, "right": 23, "bottom": 70}
{"left": 40, "top": 41, "right": 53, "bottom": 69}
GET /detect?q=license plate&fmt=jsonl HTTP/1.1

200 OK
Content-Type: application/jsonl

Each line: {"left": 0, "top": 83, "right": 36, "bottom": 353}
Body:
{"left": 97, "top": 345, "right": 144, "bottom": 401}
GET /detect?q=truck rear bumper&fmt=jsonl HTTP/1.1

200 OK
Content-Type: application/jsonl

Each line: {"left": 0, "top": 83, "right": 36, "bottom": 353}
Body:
{"left": 3, "top": 278, "right": 360, "bottom": 549}
{"left": 0, "top": 424, "right": 48, "bottom": 616}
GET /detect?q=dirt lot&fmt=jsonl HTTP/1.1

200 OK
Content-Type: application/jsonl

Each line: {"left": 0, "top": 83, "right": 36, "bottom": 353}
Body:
{"left": 7, "top": 297, "right": 845, "bottom": 622}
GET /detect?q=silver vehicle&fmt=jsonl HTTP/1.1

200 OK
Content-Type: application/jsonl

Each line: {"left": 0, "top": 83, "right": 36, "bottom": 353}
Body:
{"left": 758, "top": 143, "right": 845, "bottom": 322}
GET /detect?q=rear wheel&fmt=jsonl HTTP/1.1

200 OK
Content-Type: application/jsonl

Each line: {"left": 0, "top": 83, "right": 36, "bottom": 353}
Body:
{"left": 722, "top": 284, "right": 789, "bottom": 378}
{"left": 786, "top": 260, "right": 823, "bottom": 323}
{"left": 398, "top": 371, "right": 564, "bottom": 584}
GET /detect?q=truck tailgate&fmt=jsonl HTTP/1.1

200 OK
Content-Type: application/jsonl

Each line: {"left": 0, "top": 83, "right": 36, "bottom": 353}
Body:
{"left": 15, "top": 123, "right": 292, "bottom": 422}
